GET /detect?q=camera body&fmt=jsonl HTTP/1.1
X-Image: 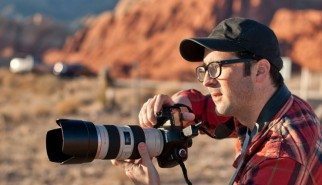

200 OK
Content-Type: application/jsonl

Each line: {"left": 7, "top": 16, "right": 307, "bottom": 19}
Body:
{"left": 46, "top": 105, "right": 199, "bottom": 168}
{"left": 154, "top": 106, "right": 199, "bottom": 167}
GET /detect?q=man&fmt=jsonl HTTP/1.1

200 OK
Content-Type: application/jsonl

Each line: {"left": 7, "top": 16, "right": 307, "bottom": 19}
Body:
{"left": 112, "top": 17, "right": 321, "bottom": 185}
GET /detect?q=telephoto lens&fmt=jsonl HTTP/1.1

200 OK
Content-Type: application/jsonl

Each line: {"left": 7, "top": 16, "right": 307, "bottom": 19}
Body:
{"left": 46, "top": 105, "right": 201, "bottom": 185}
{"left": 46, "top": 105, "right": 200, "bottom": 168}
{"left": 46, "top": 119, "right": 164, "bottom": 164}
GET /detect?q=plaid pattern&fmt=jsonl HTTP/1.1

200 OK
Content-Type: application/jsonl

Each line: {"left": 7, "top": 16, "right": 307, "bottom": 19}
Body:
{"left": 178, "top": 88, "right": 321, "bottom": 185}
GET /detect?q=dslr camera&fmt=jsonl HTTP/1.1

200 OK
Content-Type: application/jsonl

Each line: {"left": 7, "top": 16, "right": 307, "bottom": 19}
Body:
{"left": 46, "top": 105, "right": 200, "bottom": 168}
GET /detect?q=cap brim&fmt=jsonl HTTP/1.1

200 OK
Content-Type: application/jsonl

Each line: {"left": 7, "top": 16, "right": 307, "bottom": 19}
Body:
{"left": 179, "top": 38, "right": 245, "bottom": 62}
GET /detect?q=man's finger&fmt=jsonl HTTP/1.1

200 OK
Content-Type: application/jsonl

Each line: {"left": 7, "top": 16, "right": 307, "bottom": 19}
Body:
{"left": 138, "top": 142, "right": 152, "bottom": 166}
{"left": 181, "top": 112, "right": 196, "bottom": 127}
{"left": 111, "top": 159, "right": 123, "bottom": 166}
{"left": 139, "top": 102, "right": 148, "bottom": 126}
{"left": 181, "top": 112, "right": 195, "bottom": 121}
{"left": 154, "top": 95, "right": 174, "bottom": 115}
{"left": 147, "top": 96, "right": 157, "bottom": 125}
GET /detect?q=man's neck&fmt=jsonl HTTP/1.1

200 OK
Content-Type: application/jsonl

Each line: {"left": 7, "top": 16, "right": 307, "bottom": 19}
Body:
{"left": 236, "top": 85, "right": 278, "bottom": 131}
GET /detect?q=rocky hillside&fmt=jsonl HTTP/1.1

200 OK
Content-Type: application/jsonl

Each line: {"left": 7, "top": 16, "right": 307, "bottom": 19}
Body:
{"left": 43, "top": 0, "right": 322, "bottom": 81}
{"left": 0, "top": 15, "right": 71, "bottom": 61}
{"left": 0, "top": 0, "right": 119, "bottom": 64}
{"left": 271, "top": 9, "right": 322, "bottom": 72}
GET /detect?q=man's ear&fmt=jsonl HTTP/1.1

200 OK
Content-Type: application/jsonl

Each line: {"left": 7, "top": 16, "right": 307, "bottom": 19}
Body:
{"left": 253, "top": 59, "right": 270, "bottom": 82}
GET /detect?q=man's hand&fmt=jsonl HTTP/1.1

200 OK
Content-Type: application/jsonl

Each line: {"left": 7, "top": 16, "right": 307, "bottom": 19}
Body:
{"left": 111, "top": 143, "right": 160, "bottom": 185}
{"left": 138, "top": 94, "right": 195, "bottom": 128}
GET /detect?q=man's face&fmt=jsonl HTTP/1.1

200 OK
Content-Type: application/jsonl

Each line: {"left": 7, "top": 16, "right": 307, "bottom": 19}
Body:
{"left": 202, "top": 50, "right": 255, "bottom": 116}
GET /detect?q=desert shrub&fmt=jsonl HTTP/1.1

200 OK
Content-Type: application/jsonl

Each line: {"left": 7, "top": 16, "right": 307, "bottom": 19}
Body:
{"left": 29, "top": 102, "right": 52, "bottom": 117}
{"left": 55, "top": 97, "right": 84, "bottom": 115}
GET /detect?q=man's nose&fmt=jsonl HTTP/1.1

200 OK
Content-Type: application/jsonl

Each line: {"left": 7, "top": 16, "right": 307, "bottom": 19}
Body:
{"left": 202, "top": 71, "right": 217, "bottom": 87}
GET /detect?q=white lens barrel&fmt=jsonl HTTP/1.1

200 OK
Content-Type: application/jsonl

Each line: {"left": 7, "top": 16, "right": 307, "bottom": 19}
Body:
{"left": 116, "top": 126, "right": 134, "bottom": 160}
{"left": 94, "top": 125, "right": 109, "bottom": 159}
{"left": 143, "top": 128, "right": 164, "bottom": 157}
{"left": 94, "top": 125, "right": 164, "bottom": 160}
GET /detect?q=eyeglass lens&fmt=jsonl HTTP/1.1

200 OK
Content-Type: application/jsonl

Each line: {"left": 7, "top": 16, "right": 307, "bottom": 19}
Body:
{"left": 196, "top": 63, "right": 220, "bottom": 82}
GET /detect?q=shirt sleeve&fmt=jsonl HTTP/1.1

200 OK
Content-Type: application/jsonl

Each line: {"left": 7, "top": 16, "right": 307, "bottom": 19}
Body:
{"left": 239, "top": 157, "right": 308, "bottom": 185}
{"left": 176, "top": 89, "right": 233, "bottom": 135}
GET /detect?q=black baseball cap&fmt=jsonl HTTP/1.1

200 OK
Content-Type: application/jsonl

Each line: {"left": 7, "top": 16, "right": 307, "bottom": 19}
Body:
{"left": 179, "top": 17, "right": 283, "bottom": 70}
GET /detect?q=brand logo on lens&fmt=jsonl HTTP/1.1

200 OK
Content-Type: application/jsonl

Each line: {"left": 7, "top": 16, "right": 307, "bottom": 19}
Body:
{"left": 46, "top": 105, "right": 200, "bottom": 169}
{"left": 124, "top": 132, "right": 131, "bottom": 145}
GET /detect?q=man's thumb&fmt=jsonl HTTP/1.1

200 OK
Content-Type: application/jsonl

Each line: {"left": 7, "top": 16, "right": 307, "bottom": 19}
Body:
{"left": 138, "top": 142, "right": 152, "bottom": 164}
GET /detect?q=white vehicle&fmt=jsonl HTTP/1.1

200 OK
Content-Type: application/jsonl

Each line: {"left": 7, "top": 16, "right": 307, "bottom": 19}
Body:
{"left": 10, "top": 55, "right": 35, "bottom": 73}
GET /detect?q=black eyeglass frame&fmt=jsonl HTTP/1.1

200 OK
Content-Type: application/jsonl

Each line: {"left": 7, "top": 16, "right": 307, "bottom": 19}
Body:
{"left": 195, "top": 58, "right": 255, "bottom": 82}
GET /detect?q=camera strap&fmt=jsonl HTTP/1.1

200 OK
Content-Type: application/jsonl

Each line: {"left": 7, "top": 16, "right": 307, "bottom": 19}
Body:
{"left": 228, "top": 84, "right": 291, "bottom": 184}
{"left": 172, "top": 103, "right": 193, "bottom": 112}
{"left": 175, "top": 156, "right": 193, "bottom": 185}
{"left": 228, "top": 124, "right": 259, "bottom": 185}
{"left": 172, "top": 103, "right": 194, "bottom": 185}
{"left": 156, "top": 103, "right": 194, "bottom": 184}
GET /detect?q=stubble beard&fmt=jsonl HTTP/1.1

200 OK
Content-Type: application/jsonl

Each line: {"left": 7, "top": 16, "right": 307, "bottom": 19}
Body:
{"left": 213, "top": 88, "right": 254, "bottom": 117}
{"left": 213, "top": 96, "right": 233, "bottom": 116}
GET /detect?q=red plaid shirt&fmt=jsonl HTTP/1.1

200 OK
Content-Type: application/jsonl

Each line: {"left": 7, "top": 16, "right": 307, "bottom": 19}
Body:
{"left": 178, "top": 85, "right": 321, "bottom": 185}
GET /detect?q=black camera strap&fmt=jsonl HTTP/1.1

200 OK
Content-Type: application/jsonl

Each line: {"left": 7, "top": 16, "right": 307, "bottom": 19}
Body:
{"left": 172, "top": 103, "right": 193, "bottom": 112}
{"left": 172, "top": 103, "right": 194, "bottom": 185}
{"left": 175, "top": 155, "right": 193, "bottom": 185}
{"left": 228, "top": 127, "right": 255, "bottom": 185}
{"left": 155, "top": 103, "right": 195, "bottom": 184}
{"left": 228, "top": 84, "right": 291, "bottom": 184}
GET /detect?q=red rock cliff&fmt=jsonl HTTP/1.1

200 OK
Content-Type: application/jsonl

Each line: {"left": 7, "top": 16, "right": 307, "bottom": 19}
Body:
{"left": 43, "top": 0, "right": 322, "bottom": 80}
{"left": 271, "top": 9, "right": 322, "bottom": 72}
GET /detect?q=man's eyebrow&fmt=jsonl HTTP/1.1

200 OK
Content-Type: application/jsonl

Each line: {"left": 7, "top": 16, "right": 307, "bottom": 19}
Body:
{"left": 203, "top": 59, "right": 217, "bottom": 64}
{"left": 203, "top": 60, "right": 222, "bottom": 65}
{"left": 204, "top": 57, "right": 240, "bottom": 63}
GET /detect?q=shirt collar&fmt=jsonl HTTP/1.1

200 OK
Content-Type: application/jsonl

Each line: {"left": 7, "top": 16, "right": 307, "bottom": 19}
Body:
{"left": 256, "top": 84, "right": 291, "bottom": 132}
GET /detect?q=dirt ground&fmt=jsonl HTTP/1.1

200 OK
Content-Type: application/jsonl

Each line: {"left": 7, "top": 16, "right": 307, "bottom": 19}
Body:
{"left": 0, "top": 69, "right": 236, "bottom": 185}
{"left": 1, "top": 68, "right": 321, "bottom": 185}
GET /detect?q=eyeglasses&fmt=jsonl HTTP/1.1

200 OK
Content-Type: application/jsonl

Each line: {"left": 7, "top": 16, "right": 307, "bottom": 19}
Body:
{"left": 195, "top": 58, "right": 254, "bottom": 82}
